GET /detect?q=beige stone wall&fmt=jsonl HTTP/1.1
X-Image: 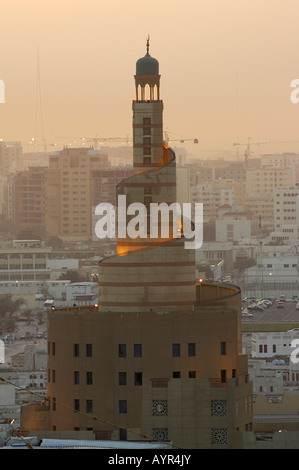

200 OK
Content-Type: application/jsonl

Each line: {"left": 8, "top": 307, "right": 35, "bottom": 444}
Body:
{"left": 21, "top": 402, "right": 50, "bottom": 433}
{"left": 36, "top": 295, "right": 253, "bottom": 448}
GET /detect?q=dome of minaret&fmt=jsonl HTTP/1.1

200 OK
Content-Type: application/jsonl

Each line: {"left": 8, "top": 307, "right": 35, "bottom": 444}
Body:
{"left": 136, "top": 36, "right": 159, "bottom": 75}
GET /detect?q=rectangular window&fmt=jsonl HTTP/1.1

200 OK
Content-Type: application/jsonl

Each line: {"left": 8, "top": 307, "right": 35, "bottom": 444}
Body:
{"left": 221, "top": 369, "right": 227, "bottom": 384}
{"left": 52, "top": 370, "right": 56, "bottom": 383}
{"left": 119, "top": 400, "right": 127, "bottom": 414}
{"left": 86, "top": 371, "right": 93, "bottom": 385}
{"left": 119, "top": 372, "right": 126, "bottom": 385}
{"left": 220, "top": 342, "right": 226, "bottom": 355}
{"left": 74, "top": 371, "right": 80, "bottom": 385}
{"left": 120, "top": 429, "right": 127, "bottom": 441}
{"left": 74, "top": 399, "right": 80, "bottom": 412}
{"left": 173, "top": 371, "right": 181, "bottom": 378}
{"left": 119, "top": 344, "right": 126, "bottom": 358}
{"left": 74, "top": 344, "right": 79, "bottom": 357}
{"left": 134, "top": 372, "right": 142, "bottom": 386}
{"left": 86, "top": 344, "right": 92, "bottom": 357}
{"left": 189, "top": 371, "right": 196, "bottom": 378}
{"left": 134, "top": 344, "right": 142, "bottom": 357}
{"left": 188, "top": 343, "right": 195, "bottom": 356}
{"left": 273, "top": 344, "right": 276, "bottom": 353}
{"left": 143, "top": 117, "right": 151, "bottom": 125}
{"left": 52, "top": 342, "right": 55, "bottom": 355}
{"left": 172, "top": 344, "right": 180, "bottom": 357}
{"left": 86, "top": 400, "right": 93, "bottom": 413}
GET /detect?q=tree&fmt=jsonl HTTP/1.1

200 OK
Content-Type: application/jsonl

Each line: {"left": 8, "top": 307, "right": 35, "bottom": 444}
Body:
{"left": 0, "top": 294, "right": 24, "bottom": 335}
{"left": 46, "top": 235, "right": 64, "bottom": 248}
{"left": 59, "top": 270, "right": 86, "bottom": 283}
{"left": 0, "top": 294, "right": 24, "bottom": 316}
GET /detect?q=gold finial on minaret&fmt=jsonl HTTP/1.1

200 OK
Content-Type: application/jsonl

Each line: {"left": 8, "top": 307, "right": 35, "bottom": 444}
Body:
{"left": 146, "top": 35, "right": 150, "bottom": 55}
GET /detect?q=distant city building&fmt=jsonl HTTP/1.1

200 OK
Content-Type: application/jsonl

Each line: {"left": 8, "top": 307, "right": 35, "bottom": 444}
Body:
{"left": 215, "top": 162, "right": 246, "bottom": 182}
{"left": 260, "top": 153, "right": 299, "bottom": 169}
{"left": 251, "top": 331, "right": 299, "bottom": 359}
{"left": 243, "top": 249, "right": 299, "bottom": 297}
{"left": 0, "top": 141, "right": 22, "bottom": 176}
{"left": 245, "top": 199, "right": 274, "bottom": 230}
{"left": 191, "top": 183, "right": 235, "bottom": 222}
{"left": 0, "top": 240, "right": 99, "bottom": 284}
{"left": 91, "top": 167, "right": 133, "bottom": 208}
{"left": 215, "top": 211, "right": 252, "bottom": 242}
{"left": 245, "top": 168, "right": 294, "bottom": 201}
{"left": 273, "top": 187, "right": 299, "bottom": 232}
{"left": 45, "top": 147, "right": 109, "bottom": 240}
{"left": 9, "top": 166, "right": 47, "bottom": 237}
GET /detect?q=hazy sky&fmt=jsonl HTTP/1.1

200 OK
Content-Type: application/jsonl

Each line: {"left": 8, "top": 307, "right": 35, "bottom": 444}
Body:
{"left": 1, "top": 0, "right": 299, "bottom": 156}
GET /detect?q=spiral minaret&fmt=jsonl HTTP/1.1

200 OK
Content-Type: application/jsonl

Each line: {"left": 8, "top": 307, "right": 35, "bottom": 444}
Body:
{"left": 98, "top": 38, "right": 196, "bottom": 312}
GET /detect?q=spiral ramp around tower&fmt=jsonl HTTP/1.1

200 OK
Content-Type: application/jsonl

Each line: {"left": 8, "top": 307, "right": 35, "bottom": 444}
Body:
{"left": 98, "top": 143, "right": 197, "bottom": 313}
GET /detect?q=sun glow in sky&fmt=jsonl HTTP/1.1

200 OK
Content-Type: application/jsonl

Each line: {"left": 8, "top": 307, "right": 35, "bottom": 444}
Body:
{"left": 1, "top": 0, "right": 299, "bottom": 155}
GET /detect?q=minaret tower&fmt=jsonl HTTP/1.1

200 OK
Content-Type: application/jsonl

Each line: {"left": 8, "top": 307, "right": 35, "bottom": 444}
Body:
{"left": 132, "top": 36, "right": 164, "bottom": 174}
{"left": 98, "top": 38, "right": 196, "bottom": 311}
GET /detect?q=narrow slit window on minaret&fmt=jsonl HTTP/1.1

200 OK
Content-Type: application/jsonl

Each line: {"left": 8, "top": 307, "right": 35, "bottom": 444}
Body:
{"left": 143, "top": 157, "right": 151, "bottom": 165}
{"left": 143, "top": 127, "right": 151, "bottom": 135}
{"left": 143, "top": 147, "right": 151, "bottom": 155}
{"left": 144, "top": 196, "right": 152, "bottom": 209}
{"left": 143, "top": 117, "right": 151, "bottom": 124}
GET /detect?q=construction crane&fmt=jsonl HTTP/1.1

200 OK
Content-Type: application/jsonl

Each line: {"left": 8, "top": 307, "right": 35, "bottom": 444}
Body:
{"left": 55, "top": 136, "right": 132, "bottom": 149}
{"left": 56, "top": 132, "right": 199, "bottom": 150}
{"left": 233, "top": 138, "right": 270, "bottom": 168}
{"left": 234, "top": 138, "right": 299, "bottom": 168}
{"left": 22, "top": 138, "right": 58, "bottom": 152}
{"left": 164, "top": 131, "right": 198, "bottom": 145}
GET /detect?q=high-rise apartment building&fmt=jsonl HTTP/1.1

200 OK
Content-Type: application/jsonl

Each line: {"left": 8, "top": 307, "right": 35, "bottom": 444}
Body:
{"left": 0, "top": 141, "right": 22, "bottom": 176}
{"left": 21, "top": 40, "right": 253, "bottom": 449}
{"left": 10, "top": 166, "right": 47, "bottom": 237}
{"left": 245, "top": 168, "right": 294, "bottom": 201}
{"left": 261, "top": 153, "right": 299, "bottom": 169}
{"left": 273, "top": 187, "right": 299, "bottom": 231}
{"left": 45, "top": 147, "right": 108, "bottom": 240}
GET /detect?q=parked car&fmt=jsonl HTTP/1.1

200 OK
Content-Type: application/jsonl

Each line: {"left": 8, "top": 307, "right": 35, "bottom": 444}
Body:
{"left": 254, "top": 305, "right": 264, "bottom": 311}
{"left": 277, "top": 301, "right": 285, "bottom": 309}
